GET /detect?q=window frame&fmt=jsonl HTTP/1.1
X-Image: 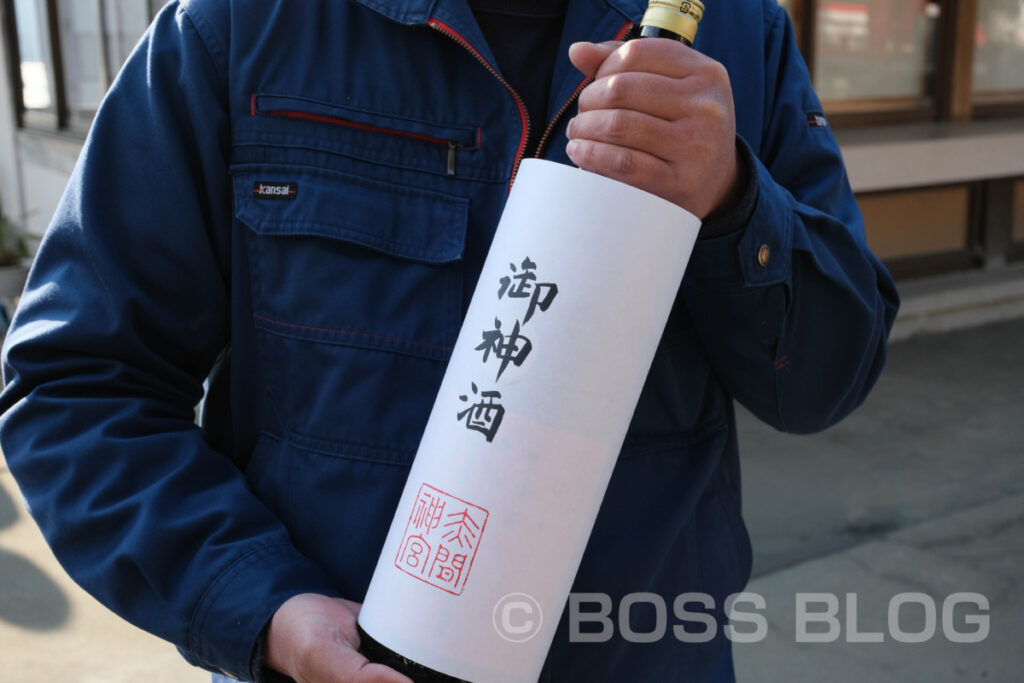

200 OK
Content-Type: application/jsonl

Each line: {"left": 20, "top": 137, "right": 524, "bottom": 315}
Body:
{"left": 781, "top": 0, "right": 1024, "bottom": 127}
{"left": 6, "top": 1, "right": 1024, "bottom": 133}
{"left": 1012, "top": 176, "right": 1024, "bottom": 262}
{"left": 5, "top": 0, "right": 68, "bottom": 131}
{"left": 972, "top": 91, "right": 1024, "bottom": 118}
{"left": 3, "top": 0, "right": 156, "bottom": 136}
{"left": 1, "top": 0, "right": 21, "bottom": 128}
{"left": 971, "top": 0, "right": 1024, "bottom": 117}
{"left": 790, "top": 0, "right": 948, "bottom": 126}
{"left": 58, "top": 0, "right": 112, "bottom": 133}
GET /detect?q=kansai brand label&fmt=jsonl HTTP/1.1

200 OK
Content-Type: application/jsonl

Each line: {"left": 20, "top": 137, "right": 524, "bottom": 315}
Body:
{"left": 253, "top": 181, "right": 298, "bottom": 200}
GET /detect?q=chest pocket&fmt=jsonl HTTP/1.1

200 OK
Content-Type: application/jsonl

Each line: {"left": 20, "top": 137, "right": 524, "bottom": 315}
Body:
{"left": 245, "top": 94, "right": 483, "bottom": 179}
{"left": 235, "top": 165, "right": 468, "bottom": 359}
{"left": 230, "top": 160, "right": 474, "bottom": 586}
{"left": 232, "top": 163, "right": 469, "bottom": 456}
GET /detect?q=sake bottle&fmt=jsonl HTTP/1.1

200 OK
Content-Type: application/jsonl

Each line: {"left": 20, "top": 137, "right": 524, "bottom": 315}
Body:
{"left": 357, "top": 3, "right": 705, "bottom": 681}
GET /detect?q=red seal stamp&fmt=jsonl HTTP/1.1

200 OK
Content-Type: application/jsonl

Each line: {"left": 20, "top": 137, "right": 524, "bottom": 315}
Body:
{"left": 394, "top": 483, "right": 490, "bottom": 595}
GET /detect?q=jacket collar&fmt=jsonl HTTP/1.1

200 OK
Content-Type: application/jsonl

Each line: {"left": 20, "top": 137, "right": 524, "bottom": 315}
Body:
{"left": 346, "top": 0, "right": 436, "bottom": 25}
{"left": 347, "top": 0, "right": 647, "bottom": 25}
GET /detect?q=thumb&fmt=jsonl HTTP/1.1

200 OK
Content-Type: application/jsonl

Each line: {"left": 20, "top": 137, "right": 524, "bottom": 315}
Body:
{"left": 568, "top": 41, "right": 622, "bottom": 78}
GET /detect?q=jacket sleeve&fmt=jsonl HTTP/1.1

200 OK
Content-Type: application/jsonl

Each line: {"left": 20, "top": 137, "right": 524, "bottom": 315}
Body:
{"left": 681, "top": 4, "right": 900, "bottom": 434}
{"left": 0, "top": 3, "right": 339, "bottom": 679}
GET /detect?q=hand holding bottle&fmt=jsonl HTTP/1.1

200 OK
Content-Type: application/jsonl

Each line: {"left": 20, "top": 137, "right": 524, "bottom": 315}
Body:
{"left": 566, "top": 38, "right": 743, "bottom": 220}
{"left": 265, "top": 594, "right": 413, "bottom": 683}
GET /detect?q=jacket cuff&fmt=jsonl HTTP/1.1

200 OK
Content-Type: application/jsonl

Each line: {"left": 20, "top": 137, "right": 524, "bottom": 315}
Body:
{"left": 697, "top": 136, "right": 759, "bottom": 240}
{"left": 684, "top": 146, "right": 793, "bottom": 290}
{"left": 251, "top": 622, "right": 299, "bottom": 683}
{"left": 185, "top": 543, "right": 341, "bottom": 681}
{"left": 252, "top": 623, "right": 296, "bottom": 683}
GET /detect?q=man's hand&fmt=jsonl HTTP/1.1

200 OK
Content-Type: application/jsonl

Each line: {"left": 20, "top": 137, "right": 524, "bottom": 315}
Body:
{"left": 566, "top": 39, "right": 742, "bottom": 219}
{"left": 265, "top": 593, "right": 413, "bottom": 683}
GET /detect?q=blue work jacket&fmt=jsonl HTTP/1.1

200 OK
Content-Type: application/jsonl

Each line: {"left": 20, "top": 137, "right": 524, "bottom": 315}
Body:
{"left": 0, "top": 0, "right": 898, "bottom": 680}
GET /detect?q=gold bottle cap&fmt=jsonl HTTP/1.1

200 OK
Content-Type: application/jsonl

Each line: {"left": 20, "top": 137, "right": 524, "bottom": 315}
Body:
{"left": 640, "top": 0, "right": 705, "bottom": 44}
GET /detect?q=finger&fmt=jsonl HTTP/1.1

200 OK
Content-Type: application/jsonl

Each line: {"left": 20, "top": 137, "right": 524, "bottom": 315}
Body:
{"left": 577, "top": 72, "right": 691, "bottom": 120}
{"left": 568, "top": 40, "right": 622, "bottom": 78}
{"left": 339, "top": 598, "right": 363, "bottom": 617}
{"left": 565, "top": 138, "right": 673, "bottom": 196}
{"left": 353, "top": 661, "right": 415, "bottom": 683}
{"left": 593, "top": 37, "right": 705, "bottom": 80}
{"left": 567, "top": 109, "right": 685, "bottom": 163}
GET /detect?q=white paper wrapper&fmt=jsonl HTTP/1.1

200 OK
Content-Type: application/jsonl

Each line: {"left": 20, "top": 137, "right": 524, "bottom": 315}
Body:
{"left": 359, "top": 159, "right": 701, "bottom": 682}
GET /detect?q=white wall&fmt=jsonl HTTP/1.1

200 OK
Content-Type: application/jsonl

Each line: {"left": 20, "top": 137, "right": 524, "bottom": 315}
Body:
{"left": 15, "top": 132, "right": 79, "bottom": 236}
{"left": 1, "top": 3, "right": 82, "bottom": 239}
{"left": 0, "top": 2, "right": 25, "bottom": 223}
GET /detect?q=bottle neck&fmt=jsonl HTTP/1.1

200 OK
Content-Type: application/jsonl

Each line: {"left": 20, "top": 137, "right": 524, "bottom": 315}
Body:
{"left": 638, "top": 24, "right": 693, "bottom": 46}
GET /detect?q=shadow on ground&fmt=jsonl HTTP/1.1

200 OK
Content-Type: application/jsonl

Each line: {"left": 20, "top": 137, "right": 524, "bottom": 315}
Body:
{"left": 0, "top": 479, "right": 70, "bottom": 630}
{"left": 0, "top": 476, "right": 16, "bottom": 530}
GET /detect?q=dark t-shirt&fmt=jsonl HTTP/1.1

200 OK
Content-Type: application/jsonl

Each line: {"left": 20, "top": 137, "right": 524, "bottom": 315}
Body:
{"left": 468, "top": 0, "right": 569, "bottom": 157}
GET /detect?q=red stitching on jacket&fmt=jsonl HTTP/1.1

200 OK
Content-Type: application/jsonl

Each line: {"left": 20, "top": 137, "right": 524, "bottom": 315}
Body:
{"left": 266, "top": 109, "right": 454, "bottom": 146}
{"left": 253, "top": 314, "right": 454, "bottom": 352}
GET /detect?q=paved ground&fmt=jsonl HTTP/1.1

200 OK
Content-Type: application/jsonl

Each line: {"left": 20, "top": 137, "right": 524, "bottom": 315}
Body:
{"left": 0, "top": 464, "right": 206, "bottom": 681}
{"left": 734, "top": 317, "right": 1024, "bottom": 681}
{"left": 0, "top": 317, "right": 1021, "bottom": 681}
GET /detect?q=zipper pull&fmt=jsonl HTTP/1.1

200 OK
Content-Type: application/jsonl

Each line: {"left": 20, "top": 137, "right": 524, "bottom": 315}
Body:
{"left": 447, "top": 141, "right": 462, "bottom": 177}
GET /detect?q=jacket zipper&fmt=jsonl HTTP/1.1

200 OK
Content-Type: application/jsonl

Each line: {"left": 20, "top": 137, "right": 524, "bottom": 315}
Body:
{"left": 265, "top": 108, "right": 466, "bottom": 176}
{"left": 428, "top": 18, "right": 530, "bottom": 191}
{"left": 533, "top": 21, "right": 635, "bottom": 159}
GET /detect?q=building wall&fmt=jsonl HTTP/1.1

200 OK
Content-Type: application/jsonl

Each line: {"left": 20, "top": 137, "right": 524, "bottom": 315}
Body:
{"left": 1, "top": 2, "right": 1023, "bottom": 277}
{"left": 0, "top": 0, "right": 23, "bottom": 223}
{"left": 10, "top": 132, "right": 79, "bottom": 236}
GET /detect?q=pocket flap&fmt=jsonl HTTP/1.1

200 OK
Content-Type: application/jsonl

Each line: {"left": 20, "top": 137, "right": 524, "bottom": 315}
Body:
{"left": 233, "top": 165, "right": 468, "bottom": 263}
{"left": 254, "top": 94, "right": 479, "bottom": 149}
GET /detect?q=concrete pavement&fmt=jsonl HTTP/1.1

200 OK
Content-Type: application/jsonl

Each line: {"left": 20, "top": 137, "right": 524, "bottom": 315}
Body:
{"left": 733, "top": 493, "right": 1023, "bottom": 682}
{"left": 0, "top": 464, "right": 206, "bottom": 682}
{"left": 734, "top": 317, "right": 1024, "bottom": 681}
